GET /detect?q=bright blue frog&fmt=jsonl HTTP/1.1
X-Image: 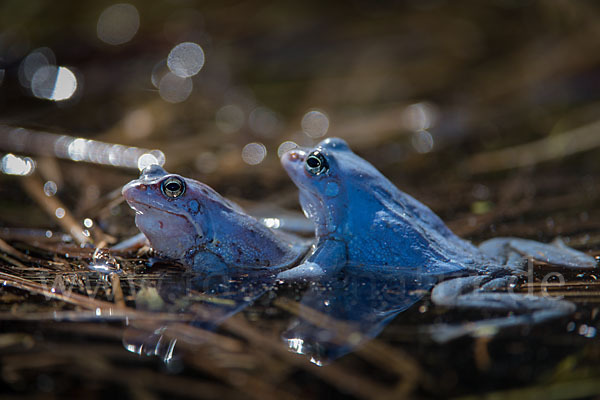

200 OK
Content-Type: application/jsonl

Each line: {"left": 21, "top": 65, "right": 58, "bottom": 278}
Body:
{"left": 122, "top": 165, "right": 309, "bottom": 273}
{"left": 279, "top": 137, "right": 597, "bottom": 339}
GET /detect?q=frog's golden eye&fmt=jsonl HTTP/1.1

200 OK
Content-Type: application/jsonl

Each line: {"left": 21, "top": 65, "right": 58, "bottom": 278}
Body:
{"left": 161, "top": 177, "right": 186, "bottom": 198}
{"left": 305, "top": 151, "right": 329, "bottom": 176}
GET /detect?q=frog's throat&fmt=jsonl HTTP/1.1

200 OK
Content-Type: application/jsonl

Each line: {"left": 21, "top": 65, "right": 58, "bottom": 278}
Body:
{"left": 128, "top": 199, "right": 210, "bottom": 244}
{"left": 299, "top": 190, "right": 339, "bottom": 237}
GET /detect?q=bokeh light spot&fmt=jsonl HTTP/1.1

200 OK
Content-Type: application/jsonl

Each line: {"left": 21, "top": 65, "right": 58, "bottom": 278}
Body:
{"left": 167, "top": 42, "right": 205, "bottom": 78}
{"left": 151, "top": 59, "right": 169, "bottom": 88}
{"left": 53, "top": 67, "right": 78, "bottom": 100}
{"left": 18, "top": 48, "right": 55, "bottom": 88}
{"left": 67, "top": 138, "right": 87, "bottom": 161}
{"left": 402, "top": 102, "right": 438, "bottom": 132}
{"left": 411, "top": 130, "right": 434, "bottom": 153}
{"left": 241, "top": 142, "right": 267, "bottom": 165}
{"left": 149, "top": 150, "right": 166, "bottom": 165}
{"left": 43, "top": 181, "right": 58, "bottom": 196}
{"left": 97, "top": 3, "right": 140, "bottom": 45}
{"left": 137, "top": 153, "right": 161, "bottom": 171}
{"left": 301, "top": 110, "right": 329, "bottom": 138}
{"left": 31, "top": 66, "right": 78, "bottom": 101}
{"left": 1, "top": 128, "right": 163, "bottom": 170}
{"left": 1, "top": 154, "right": 35, "bottom": 176}
{"left": 215, "top": 105, "right": 244, "bottom": 134}
{"left": 277, "top": 141, "right": 298, "bottom": 157}
{"left": 158, "top": 72, "right": 193, "bottom": 103}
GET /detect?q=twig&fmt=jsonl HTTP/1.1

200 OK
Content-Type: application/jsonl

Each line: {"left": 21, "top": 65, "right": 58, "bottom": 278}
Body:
{"left": 111, "top": 273, "right": 126, "bottom": 308}
{"left": 461, "top": 120, "right": 600, "bottom": 173}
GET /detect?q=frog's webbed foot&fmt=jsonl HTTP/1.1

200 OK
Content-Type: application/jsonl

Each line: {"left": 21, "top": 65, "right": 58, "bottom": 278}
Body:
{"left": 429, "top": 275, "right": 576, "bottom": 342}
{"left": 276, "top": 239, "right": 346, "bottom": 281}
{"left": 479, "top": 237, "right": 597, "bottom": 269}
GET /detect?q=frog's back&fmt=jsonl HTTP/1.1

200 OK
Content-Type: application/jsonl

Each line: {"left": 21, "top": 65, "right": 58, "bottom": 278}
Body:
{"left": 344, "top": 178, "right": 492, "bottom": 276}
{"left": 313, "top": 144, "right": 491, "bottom": 276}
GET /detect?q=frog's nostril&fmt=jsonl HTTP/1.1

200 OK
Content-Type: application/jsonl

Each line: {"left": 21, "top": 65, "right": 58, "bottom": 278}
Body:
{"left": 288, "top": 151, "right": 302, "bottom": 161}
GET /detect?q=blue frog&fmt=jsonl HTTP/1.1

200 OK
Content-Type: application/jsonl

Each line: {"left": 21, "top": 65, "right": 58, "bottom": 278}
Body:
{"left": 122, "top": 165, "right": 310, "bottom": 273}
{"left": 279, "top": 137, "right": 597, "bottom": 339}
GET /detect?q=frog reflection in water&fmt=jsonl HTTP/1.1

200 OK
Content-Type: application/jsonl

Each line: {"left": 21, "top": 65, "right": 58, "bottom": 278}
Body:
{"left": 284, "top": 268, "right": 435, "bottom": 363}
{"left": 122, "top": 164, "right": 310, "bottom": 273}
{"left": 280, "top": 137, "right": 597, "bottom": 339}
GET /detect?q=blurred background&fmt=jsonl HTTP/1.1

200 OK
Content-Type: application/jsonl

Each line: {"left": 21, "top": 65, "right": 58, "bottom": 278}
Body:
{"left": 2, "top": 1, "right": 600, "bottom": 398}
{"left": 1, "top": 0, "right": 600, "bottom": 240}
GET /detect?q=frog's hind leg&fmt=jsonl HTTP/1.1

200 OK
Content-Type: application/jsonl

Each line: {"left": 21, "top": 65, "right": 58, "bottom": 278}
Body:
{"left": 429, "top": 275, "right": 576, "bottom": 342}
{"left": 479, "top": 237, "right": 597, "bottom": 269}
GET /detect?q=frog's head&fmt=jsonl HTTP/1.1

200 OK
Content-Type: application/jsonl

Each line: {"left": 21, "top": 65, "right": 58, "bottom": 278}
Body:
{"left": 122, "top": 164, "right": 244, "bottom": 262}
{"left": 281, "top": 137, "right": 383, "bottom": 238}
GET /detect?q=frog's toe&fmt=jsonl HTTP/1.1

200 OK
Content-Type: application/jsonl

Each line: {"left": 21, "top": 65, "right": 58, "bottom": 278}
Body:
{"left": 429, "top": 274, "right": 576, "bottom": 342}
{"left": 479, "top": 237, "right": 598, "bottom": 269}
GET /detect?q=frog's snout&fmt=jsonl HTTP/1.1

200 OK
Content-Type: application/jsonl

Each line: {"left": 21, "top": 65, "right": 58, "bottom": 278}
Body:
{"left": 281, "top": 148, "right": 306, "bottom": 164}
{"left": 122, "top": 180, "right": 145, "bottom": 204}
{"left": 280, "top": 149, "right": 305, "bottom": 174}
{"left": 280, "top": 148, "right": 308, "bottom": 183}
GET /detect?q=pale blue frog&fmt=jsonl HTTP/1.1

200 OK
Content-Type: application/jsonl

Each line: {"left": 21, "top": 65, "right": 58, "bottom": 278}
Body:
{"left": 122, "top": 164, "right": 310, "bottom": 273}
{"left": 279, "top": 137, "right": 597, "bottom": 339}
{"left": 122, "top": 165, "right": 308, "bottom": 361}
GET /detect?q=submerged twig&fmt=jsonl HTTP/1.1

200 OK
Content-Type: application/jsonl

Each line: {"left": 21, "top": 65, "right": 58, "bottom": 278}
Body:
{"left": 111, "top": 273, "right": 126, "bottom": 308}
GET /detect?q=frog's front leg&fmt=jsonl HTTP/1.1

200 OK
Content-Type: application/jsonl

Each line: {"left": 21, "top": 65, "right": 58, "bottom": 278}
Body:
{"left": 429, "top": 275, "right": 576, "bottom": 342}
{"left": 276, "top": 239, "right": 346, "bottom": 280}
{"left": 479, "top": 237, "right": 597, "bottom": 269}
{"left": 190, "top": 251, "right": 229, "bottom": 275}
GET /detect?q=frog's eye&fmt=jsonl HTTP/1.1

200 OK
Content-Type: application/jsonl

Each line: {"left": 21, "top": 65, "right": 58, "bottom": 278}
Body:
{"left": 161, "top": 177, "right": 186, "bottom": 198}
{"left": 305, "top": 151, "right": 329, "bottom": 176}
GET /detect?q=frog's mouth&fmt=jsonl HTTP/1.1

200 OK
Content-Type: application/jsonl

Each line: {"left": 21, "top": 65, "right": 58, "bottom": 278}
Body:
{"left": 126, "top": 198, "right": 186, "bottom": 218}
{"left": 125, "top": 198, "right": 207, "bottom": 241}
